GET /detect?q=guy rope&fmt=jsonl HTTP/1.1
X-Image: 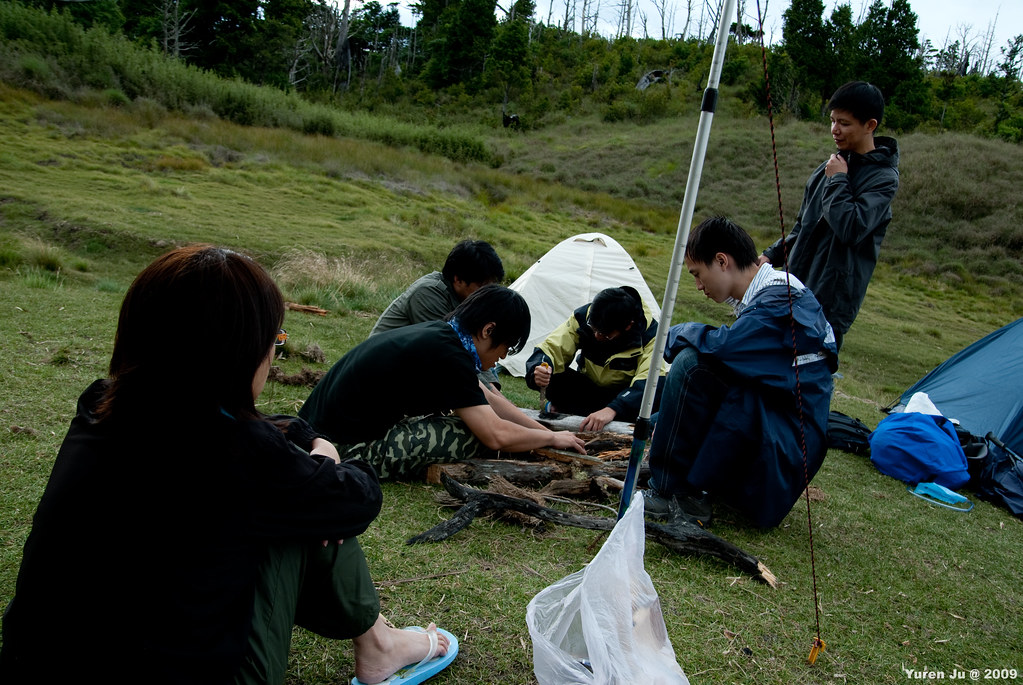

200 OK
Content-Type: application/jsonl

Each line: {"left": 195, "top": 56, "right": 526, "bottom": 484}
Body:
{"left": 753, "top": 0, "right": 826, "bottom": 664}
{"left": 615, "top": 0, "right": 827, "bottom": 666}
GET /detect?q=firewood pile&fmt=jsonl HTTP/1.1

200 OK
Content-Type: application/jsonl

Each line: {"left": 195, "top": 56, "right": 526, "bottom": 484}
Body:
{"left": 425, "top": 411, "right": 647, "bottom": 498}
{"left": 417, "top": 409, "right": 779, "bottom": 585}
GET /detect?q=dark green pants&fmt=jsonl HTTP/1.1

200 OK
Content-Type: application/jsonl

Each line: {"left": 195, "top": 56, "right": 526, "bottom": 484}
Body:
{"left": 235, "top": 538, "right": 380, "bottom": 685}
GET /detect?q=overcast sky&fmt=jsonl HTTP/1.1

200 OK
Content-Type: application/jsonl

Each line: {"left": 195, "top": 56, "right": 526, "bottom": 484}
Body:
{"left": 727, "top": 0, "right": 1021, "bottom": 52}
{"left": 389, "top": 0, "right": 1020, "bottom": 56}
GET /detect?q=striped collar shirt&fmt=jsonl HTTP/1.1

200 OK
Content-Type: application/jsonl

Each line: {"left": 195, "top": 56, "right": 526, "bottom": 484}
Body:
{"left": 728, "top": 263, "right": 806, "bottom": 317}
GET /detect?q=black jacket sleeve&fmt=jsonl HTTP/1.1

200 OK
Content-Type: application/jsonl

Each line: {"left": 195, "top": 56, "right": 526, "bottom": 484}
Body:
{"left": 606, "top": 379, "right": 647, "bottom": 419}
{"left": 524, "top": 348, "right": 554, "bottom": 391}
{"left": 240, "top": 419, "right": 383, "bottom": 542}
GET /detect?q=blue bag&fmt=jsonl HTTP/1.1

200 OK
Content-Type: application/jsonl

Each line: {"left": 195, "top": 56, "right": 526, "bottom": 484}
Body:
{"left": 868, "top": 412, "right": 969, "bottom": 489}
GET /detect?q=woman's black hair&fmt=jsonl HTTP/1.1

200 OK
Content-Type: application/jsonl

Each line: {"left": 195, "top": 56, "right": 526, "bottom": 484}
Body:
{"left": 446, "top": 284, "right": 530, "bottom": 355}
{"left": 97, "top": 244, "right": 285, "bottom": 422}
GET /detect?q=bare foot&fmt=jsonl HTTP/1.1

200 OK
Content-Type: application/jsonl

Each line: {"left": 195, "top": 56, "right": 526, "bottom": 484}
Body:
{"left": 352, "top": 614, "right": 450, "bottom": 684}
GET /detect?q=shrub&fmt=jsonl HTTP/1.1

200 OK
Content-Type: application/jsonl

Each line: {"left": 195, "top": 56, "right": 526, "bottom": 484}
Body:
{"left": 0, "top": 246, "right": 23, "bottom": 269}
{"left": 996, "top": 115, "right": 1023, "bottom": 144}
{"left": 721, "top": 57, "right": 750, "bottom": 86}
{"left": 0, "top": 3, "right": 497, "bottom": 166}
{"left": 637, "top": 87, "right": 671, "bottom": 120}
{"left": 19, "top": 265, "right": 64, "bottom": 289}
{"left": 130, "top": 96, "right": 167, "bottom": 127}
{"left": 301, "top": 110, "right": 337, "bottom": 136}
{"left": 602, "top": 99, "right": 637, "bottom": 122}
{"left": 103, "top": 87, "right": 129, "bottom": 107}
{"left": 25, "top": 244, "right": 65, "bottom": 272}
{"left": 18, "top": 53, "right": 50, "bottom": 82}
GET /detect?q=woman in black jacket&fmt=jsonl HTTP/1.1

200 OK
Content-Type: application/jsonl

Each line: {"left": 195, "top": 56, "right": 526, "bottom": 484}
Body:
{"left": 0, "top": 245, "right": 451, "bottom": 684}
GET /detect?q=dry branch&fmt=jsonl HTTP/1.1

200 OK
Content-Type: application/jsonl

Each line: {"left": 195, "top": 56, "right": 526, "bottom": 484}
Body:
{"left": 285, "top": 302, "right": 329, "bottom": 316}
{"left": 425, "top": 457, "right": 648, "bottom": 490}
{"left": 410, "top": 473, "right": 777, "bottom": 587}
{"left": 373, "top": 568, "right": 470, "bottom": 589}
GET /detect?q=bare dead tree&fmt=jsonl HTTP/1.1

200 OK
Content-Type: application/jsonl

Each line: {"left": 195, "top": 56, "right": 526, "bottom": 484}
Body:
{"left": 586, "top": 0, "right": 602, "bottom": 36}
{"left": 749, "top": 0, "right": 772, "bottom": 43}
{"left": 333, "top": 0, "right": 354, "bottom": 93}
{"left": 614, "top": 0, "right": 634, "bottom": 38}
{"left": 307, "top": 7, "right": 334, "bottom": 68}
{"left": 733, "top": 0, "right": 746, "bottom": 43}
{"left": 288, "top": 33, "right": 311, "bottom": 87}
{"left": 666, "top": 1, "right": 677, "bottom": 39}
{"left": 974, "top": 14, "right": 999, "bottom": 75}
{"left": 291, "top": 0, "right": 362, "bottom": 89}
{"left": 651, "top": 0, "right": 673, "bottom": 40}
{"left": 160, "top": 0, "right": 196, "bottom": 59}
{"left": 952, "top": 23, "right": 978, "bottom": 65}
{"left": 562, "top": 0, "right": 576, "bottom": 32}
{"left": 700, "top": 0, "right": 722, "bottom": 42}
{"left": 678, "top": 0, "right": 692, "bottom": 39}
{"left": 406, "top": 6, "right": 421, "bottom": 71}
{"left": 301, "top": 3, "right": 344, "bottom": 90}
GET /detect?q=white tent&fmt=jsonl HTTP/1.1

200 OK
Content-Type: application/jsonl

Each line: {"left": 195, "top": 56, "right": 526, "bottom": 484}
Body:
{"left": 500, "top": 233, "right": 661, "bottom": 377}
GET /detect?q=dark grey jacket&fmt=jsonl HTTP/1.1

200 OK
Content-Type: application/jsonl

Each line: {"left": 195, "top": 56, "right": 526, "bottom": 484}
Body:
{"left": 762, "top": 136, "right": 899, "bottom": 336}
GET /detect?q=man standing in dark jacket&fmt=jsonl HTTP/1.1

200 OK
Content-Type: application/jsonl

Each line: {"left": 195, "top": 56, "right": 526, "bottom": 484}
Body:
{"left": 760, "top": 81, "right": 899, "bottom": 350}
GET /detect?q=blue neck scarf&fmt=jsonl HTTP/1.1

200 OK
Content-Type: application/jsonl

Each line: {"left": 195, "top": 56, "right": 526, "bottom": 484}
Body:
{"left": 448, "top": 317, "right": 482, "bottom": 372}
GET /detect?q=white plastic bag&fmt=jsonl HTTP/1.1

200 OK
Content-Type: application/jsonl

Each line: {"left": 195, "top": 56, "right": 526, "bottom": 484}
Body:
{"left": 525, "top": 492, "right": 690, "bottom": 685}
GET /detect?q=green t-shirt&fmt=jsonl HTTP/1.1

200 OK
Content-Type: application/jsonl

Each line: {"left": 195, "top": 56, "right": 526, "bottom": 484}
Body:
{"left": 369, "top": 272, "right": 460, "bottom": 336}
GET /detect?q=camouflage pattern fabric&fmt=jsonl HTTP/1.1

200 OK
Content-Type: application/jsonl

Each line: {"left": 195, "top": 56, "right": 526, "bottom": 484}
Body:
{"left": 341, "top": 414, "right": 494, "bottom": 479}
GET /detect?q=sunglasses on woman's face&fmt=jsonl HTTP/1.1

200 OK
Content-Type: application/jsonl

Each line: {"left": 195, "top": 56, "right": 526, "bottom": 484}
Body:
{"left": 275, "top": 329, "right": 288, "bottom": 346}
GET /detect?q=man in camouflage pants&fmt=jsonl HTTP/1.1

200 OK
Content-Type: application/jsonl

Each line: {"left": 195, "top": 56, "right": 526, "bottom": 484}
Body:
{"left": 339, "top": 415, "right": 489, "bottom": 479}
{"left": 300, "top": 285, "right": 585, "bottom": 479}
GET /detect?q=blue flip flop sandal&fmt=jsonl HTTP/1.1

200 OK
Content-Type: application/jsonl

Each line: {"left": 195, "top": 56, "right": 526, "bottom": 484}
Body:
{"left": 351, "top": 625, "right": 458, "bottom": 685}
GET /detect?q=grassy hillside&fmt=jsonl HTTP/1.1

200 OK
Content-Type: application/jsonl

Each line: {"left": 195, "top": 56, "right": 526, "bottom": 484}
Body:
{"left": 2, "top": 83, "right": 1022, "bottom": 684}
{"left": 491, "top": 88, "right": 1023, "bottom": 305}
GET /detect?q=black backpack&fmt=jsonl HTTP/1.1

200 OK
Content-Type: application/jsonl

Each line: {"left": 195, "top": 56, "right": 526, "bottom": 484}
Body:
{"left": 969, "top": 433, "right": 1023, "bottom": 519}
{"left": 827, "top": 411, "right": 872, "bottom": 454}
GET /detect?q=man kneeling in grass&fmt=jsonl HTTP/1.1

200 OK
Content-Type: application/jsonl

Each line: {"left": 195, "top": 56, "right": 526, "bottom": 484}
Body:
{"left": 300, "top": 284, "right": 586, "bottom": 479}
{"left": 643, "top": 217, "right": 837, "bottom": 528}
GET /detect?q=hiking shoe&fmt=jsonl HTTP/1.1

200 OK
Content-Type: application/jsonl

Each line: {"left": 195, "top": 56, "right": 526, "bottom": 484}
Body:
{"left": 675, "top": 491, "right": 713, "bottom": 528}
{"left": 643, "top": 488, "right": 712, "bottom": 527}
{"left": 642, "top": 489, "right": 674, "bottom": 520}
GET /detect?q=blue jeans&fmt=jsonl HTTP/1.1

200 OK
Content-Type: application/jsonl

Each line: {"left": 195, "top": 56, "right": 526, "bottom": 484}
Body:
{"left": 646, "top": 346, "right": 729, "bottom": 497}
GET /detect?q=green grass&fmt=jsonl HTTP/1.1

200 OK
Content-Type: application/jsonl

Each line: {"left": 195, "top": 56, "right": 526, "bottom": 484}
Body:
{"left": 2, "top": 85, "right": 1022, "bottom": 684}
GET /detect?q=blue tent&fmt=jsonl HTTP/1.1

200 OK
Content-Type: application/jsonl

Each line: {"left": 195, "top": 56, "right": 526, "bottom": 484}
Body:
{"left": 894, "top": 318, "right": 1023, "bottom": 455}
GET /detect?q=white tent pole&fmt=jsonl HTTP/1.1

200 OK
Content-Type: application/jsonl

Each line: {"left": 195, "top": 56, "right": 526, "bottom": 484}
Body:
{"left": 617, "top": 0, "right": 738, "bottom": 520}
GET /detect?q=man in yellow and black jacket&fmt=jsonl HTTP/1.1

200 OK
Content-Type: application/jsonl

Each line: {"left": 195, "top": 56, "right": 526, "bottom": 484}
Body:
{"left": 525, "top": 286, "right": 667, "bottom": 432}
